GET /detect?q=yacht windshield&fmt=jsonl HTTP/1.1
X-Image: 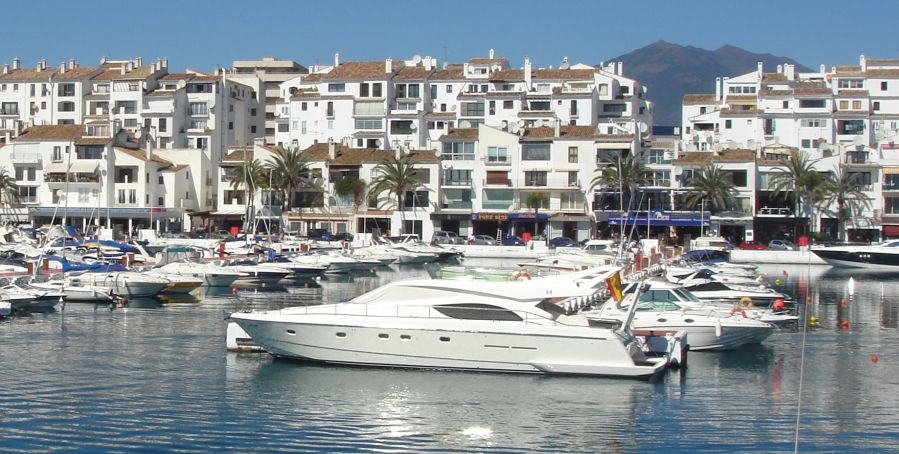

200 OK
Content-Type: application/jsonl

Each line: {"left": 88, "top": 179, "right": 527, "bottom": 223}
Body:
{"left": 672, "top": 288, "right": 702, "bottom": 302}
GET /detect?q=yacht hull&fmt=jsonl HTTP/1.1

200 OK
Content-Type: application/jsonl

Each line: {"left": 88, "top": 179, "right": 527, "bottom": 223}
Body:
{"left": 231, "top": 317, "right": 667, "bottom": 378}
{"left": 812, "top": 248, "right": 899, "bottom": 269}
{"left": 631, "top": 323, "right": 772, "bottom": 351}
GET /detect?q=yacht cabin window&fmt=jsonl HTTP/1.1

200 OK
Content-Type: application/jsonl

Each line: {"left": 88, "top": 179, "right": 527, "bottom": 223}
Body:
{"left": 434, "top": 304, "right": 523, "bottom": 321}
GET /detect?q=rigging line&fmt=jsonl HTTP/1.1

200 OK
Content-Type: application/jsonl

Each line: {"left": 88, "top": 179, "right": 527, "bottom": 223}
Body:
{"left": 794, "top": 260, "right": 811, "bottom": 452}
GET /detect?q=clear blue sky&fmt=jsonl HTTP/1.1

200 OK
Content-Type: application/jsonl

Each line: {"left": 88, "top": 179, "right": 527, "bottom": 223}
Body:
{"left": 2, "top": 0, "right": 895, "bottom": 73}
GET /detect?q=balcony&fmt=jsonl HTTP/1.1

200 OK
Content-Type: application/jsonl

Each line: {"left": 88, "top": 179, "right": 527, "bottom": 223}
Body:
{"left": 485, "top": 157, "right": 510, "bottom": 166}
{"left": 45, "top": 172, "right": 100, "bottom": 184}
{"left": 441, "top": 201, "right": 473, "bottom": 210}
{"left": 442, "top": 179, "right": 472, "bottom": 187}
{"left": 483, "top": 178, "right": 512, "bottom": 187}
{"left": 0, "top": 108, "right": 19, "bottom": 116}
{"left": 9, "top": 150, "right": 41, "bottom": 163}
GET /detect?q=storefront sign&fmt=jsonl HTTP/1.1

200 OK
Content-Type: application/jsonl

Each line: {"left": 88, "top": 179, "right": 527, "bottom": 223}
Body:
{"left": 472, "top": 213, "right": 509, "bottom": 222}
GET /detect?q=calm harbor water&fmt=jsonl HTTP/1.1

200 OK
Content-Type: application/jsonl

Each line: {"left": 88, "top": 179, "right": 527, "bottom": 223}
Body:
{"left": 1, "top": 260, "right": 899, "bottom": 452}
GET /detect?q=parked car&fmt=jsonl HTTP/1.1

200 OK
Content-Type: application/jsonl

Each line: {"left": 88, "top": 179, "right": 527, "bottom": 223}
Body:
{"left": 502, "top": 235, "right": 525, "bottom": 246}
{"left": 548, "top": 236, "right": 578, "bottom": 248}
{"left": 307, "top": 228, "right": 334, "bottom": 241}
{"left": 433, "top": 230, "right": 465, "bottom": 245}
{"left": 768, "top": 239, "right": 798, "bottom": 251}
{"left": 738, "top": 241, "right": 768, "bottom": 250}
{"left": 470, "top": 235, "right": 497, "bottom": 245}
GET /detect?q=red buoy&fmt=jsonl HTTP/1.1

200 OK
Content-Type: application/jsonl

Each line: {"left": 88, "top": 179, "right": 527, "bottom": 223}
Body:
{"left": 772, "top": 299, "right": 785, "bottom": 311}
{"left": 841, "top": 320, "right": 850, "bottom": 329}
{"left": 872, "top": 354, "right": 879, "bottom": 364}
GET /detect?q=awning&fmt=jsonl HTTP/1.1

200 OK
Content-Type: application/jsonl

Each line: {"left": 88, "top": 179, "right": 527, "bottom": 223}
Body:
{"left": 43, "top": 161, "right": 99, "bottom": 173}
{"left": 883, "top": 225, "right": 899, "bottom": 236}
{"left": 210, "top": 209, "right": 246, "bottom": 216}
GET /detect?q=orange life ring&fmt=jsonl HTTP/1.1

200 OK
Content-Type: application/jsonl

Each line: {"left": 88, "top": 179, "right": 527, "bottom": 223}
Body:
{"left": 513, "top": 271, "right": 532, "bottom": 281}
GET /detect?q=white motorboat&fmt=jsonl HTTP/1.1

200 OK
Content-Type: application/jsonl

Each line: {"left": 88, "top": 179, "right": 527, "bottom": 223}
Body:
{"left": 289, "top": 252, "right": 360, "bottom": 273}
{"left": 265, "top": 258, "right": 329, "bottom": 277}
{"left": 230, "top": 267, "right": 686, "bottom": 379}
{"left": 348, "top": 248, "right": 397, "bottom": 266}
{"left": 665, "top": 267, "right": 765, "bottom": 287}
{"left": 671, "top": 273, "right": 791, "bottom": 307}
{"left": 228, "top": 262, "right": 292, "bottom": 282}
{"left": 811, "top": 240, "right": 899, "bottom": 269}
{"left": 26, "top": 276, "right": 113, "bottom": 302}
{"left": 0, "top": 281, "right": 63, "bottom": 312}
{"left": 152, "top": 261, "right": 247, "bottom": 287}
{"left": 67, "top": 271, "right": 170, "bottom": 298}
{"left": 143, "top": 270, "right": 204, "bottom": 294}
{"left": 583, "top": 280, "right": 776, "bottom": 351}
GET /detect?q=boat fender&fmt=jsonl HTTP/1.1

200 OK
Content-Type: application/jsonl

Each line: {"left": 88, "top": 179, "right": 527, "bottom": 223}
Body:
{"left": 740, "top": 296, "right": 753, "bottom": 308}
{"left": 513, "top": 271, "right": 532, "bottom": 281}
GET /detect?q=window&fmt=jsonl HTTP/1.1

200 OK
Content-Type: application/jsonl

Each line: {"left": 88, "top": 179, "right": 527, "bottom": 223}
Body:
{"left": 487, "top": 146, "right": 508, "bottom": 163}
{"left": 524, "top": 171, "right": 547, "bottom": 186}
{"left": 529, "top": 101, "right": 550, "bottom": 111}
{"left": 57, "top": 83, "right": 75, "bottom": 97}
{"left": 801, "top": 119, "right": 825, "bottom": 128}
{"left": 782, "top": 101, "right": 789, "bottom": 109}
{"left": 78, "top": 188, "right": 89, "bottom": 203}
{"left": 441, "top": 142, "right": 475, "bottom": 160}
{"left": 503, "top": 100, "right": 513, "bottom": 109}
{"left": 429, "top": 84, "right": 436, "bottom": 100}
{"left": 561, "top": 192, "right": 582, "bottom": 210}
{"left": 250, "top": 108, "right": 257, "bottom": 116}
{"left": 461, "top": 101, "right": 485, "bottom": 117}
{"left": 390, "top": 120, "right": 413, "bottom": 134}
{"left": 874, "top": 101, "right": 881, "bottom": 111}
{"left": 488, "top": 100, "right": 495, "bottom": 115}
{"left": 445, "top": 85, "right": 452, "bottom": 93}
{"left": 228, "top": 121, "right": 233, "bottom": 130}
{"left": 839, "top": 120, "right": 865, "bottom": 135}
{"left": 443, "top": 169, "right": 472, "bottom": 186}
{"left": 570, "top": 100, "right": 578, "bottom": 115}
{"left": 158, "top": 175, "right": 164, "bottom": 184}
{"left": 77, "top": 146, "right": 103, "bottom": 159}
{"left": 250, "top": 125, "right": 257, "bottom": 133}
{"left": 189, "top": 102, "right": 208, "bottom": 115}
{"left": 189, "top": 120, "right": 207, "bottom": 129}
{"left": 800, "top": 139, "right": 821, "bottom": 149}
{"left": 360, "top": 83, "right": 369, "bottom": 97}
{"left": 568, "top": 171, "right": 579, "bottom": 187}
{"left": 301, "top": 102, "right": 307, "bottom": 111}
{"left": 852, "top": 100, "right": 862, "bottom": 110}
{"left": 1, "top": 102, "right": 18, "bottom": 115}
{"left": 799, "top": 99, "right": 826, "bottom": 108}
{"left": 326, "top": 101, "right": 334, "bottom": 117}
{"left": 115, "top": 101, "right": 136, "bottom": 114}
{"left": 301, "top": 121, "right": 307, "bottom": 134}
{"left": 522, "top": 143, "right": 550, "bottom": 160}
{"left": 327, "top": 83, "right": 345, "bottom": 92}
{"left": 838, "top": 79, "right": 864, "bottom": 89}
{"left": 52, "top": 146, "right": 62, "bottom": 162}
{"left": 568, "top": 146, "right": 578, "bottom": 163}
{"left": 603, "top": 104, "right": 626, "bottom": 113}
{"left": 434, "top": 303, "right": 522, "bottom": 321}
{"left": 195, "top": 137, "right": 208, "bottom": 149}
{"left": 327, "top": 120, "right": 334, "bottom": 130}
{"left": 124, "top": 119, "right": 138, "bottom": 128}
{"left": 372, "top": 83, "right": 382, "bottom": 97}
{"left": 354, "top": 118, "right": 382, "bottom": 129}
{"left": 396, "top": 83, "right": 420, "bottom": 98}
{"left": 882, "top": 81, "right": 888, "bottom": 91}
{"left": 354, "top": 100, "right": 383, "bottom": 116}
{"left": 18, "top": 186, "right": 37, "bottom": 204}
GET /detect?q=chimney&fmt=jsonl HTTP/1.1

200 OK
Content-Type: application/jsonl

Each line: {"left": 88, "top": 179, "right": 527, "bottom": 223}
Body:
{"left": 100, "top": 56, "right": 107, "bottom": 64}
{"left": 860, "top": 54, "right": 867, "bottom": 71}
{"left": 463, "top": 62, "right": 469, "bottom": 75}
{"left": 328, "top": 139, "right": 336, "bottom": 160}
{"left": 715, "top": 77, "right": 722, "bottom": 101}
{"left": 135, "top": 57, "right": 142, "bottom": 68}
{"left": 554, "top": 118, "right": 560, "bottom": 137}
{"left": 36, "top": 61, "right": 43, "bottom": 73}
{"left": 2, "top": 64, "right": 8, "bottom": 75}
{"left": 69, "top": 58, "right": 76, "bottom": 70}
{"left": 161, "top": 58, "right": 168, "bottom": 69}
{"left": 12, "top": 56, "right": 20, "bottom": 70}
{"left": 784, "top": 64, "right": 795, "bottom": 81}
{"left": 820, "top": 64, "right": 826, "bottom": 74}
{"left": 524, "top": 57, "right": 532, "bottom": 90}
{"left": 146, "top": 136, "right": 154, "bottom": 161}
{"left": 757, "top": 61, "right": 763, "bottom": 76}
{"left": 41, "top": 59, "right": 47, "bottom": 71}
{"left": 385, "top": 58, "right": 392, "bottom": 74}
{"left": 58, "top": 62, "right": 65, "bottom": 74}
{"left": 334, "top": 53, "right": 340, "bottom": 68}
{"left": 777, "top": 64, "right": 783, "bottom": 74}
{"left": 120, "top": 64, "right": 127, "bottom": 75}
{"left": 616, "top": 61, "right": 623, "bottom": 75}
{"left": 488, "top": 48, "right": 495, "bottom": 59}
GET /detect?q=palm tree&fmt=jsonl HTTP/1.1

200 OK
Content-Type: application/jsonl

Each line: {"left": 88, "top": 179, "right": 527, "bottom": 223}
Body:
{"left": 0, "top": 169, "right": 19, "bottom": 207}
{"left": 768, "top": 150, "right": 820, "bottom": 236}
{"left": 367, "top": 157, "right": 420, "bottom": 235}
{"left": 684, "top": 163, "right": 738, "bottom": 214}
{"left": 525, "top": 191, "right": 549, "bottom": 239}
{"left": 590, "top": 153, "right": 648, "bottom": 213}
{"left": 264, "top": 146, "right": 314, "bottom": 212}
{"left": 821, "top": 166, "right": 870, "bottom": 241}
{"left": 230, "top": 158, "right": 267, "bottom": 232}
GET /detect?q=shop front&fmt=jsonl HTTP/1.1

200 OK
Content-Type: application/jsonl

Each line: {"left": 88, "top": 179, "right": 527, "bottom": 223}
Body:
{"left": 547, "top": 213, "right": 591, "bottom": 242}
{"left": 606, "top": 210, "right": 709, "bottom": 245}
{"left": 430, "top": 213, "right": 472, "bottom": 237}
{"left": 471, "top": 212, "right": 548, "bottom": 238}
{"left": 30, "top": 206, "right": 184, "bottom": 239}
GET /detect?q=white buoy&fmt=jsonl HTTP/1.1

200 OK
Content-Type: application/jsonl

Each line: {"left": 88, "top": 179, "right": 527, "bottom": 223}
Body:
{"left": 848, "top": 277, "right": 856, "bottom": 297}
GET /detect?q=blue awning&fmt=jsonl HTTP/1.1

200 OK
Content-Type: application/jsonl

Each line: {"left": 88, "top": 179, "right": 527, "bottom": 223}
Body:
{"left": 608, "top": 212, "right": 709, "bottom": 227}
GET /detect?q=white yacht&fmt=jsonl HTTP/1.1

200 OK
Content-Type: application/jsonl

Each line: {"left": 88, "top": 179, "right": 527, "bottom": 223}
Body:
{"left": 227, "top": 262, "right": 292, "bottom": 282}
{"left": 811, "top": 240, "right": 899, "bottom": 269}
{"left": 1, "top": 281, "right": 63, "bottom": 312}
{"left": 67, "top": 271, "right": 170, "bottom": 298}
{"left": 670, "top": 273, "right": 791, "bottom": 307}
{"left": 230, "top": 267, "right": 686, "bottom": 379}
{"left": 583, "top": 280, "right": 777, "bottom": 351}
{"left": 151, "top": 261, "right": 247, "bottom": 287}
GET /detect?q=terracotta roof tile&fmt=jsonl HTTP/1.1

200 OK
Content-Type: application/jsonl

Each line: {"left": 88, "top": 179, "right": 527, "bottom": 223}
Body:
{"left": 673, "top": 152, "right": 713, "bottom": 164}
{"left": 521, "top": 126, "right": 555, "bottom": 138}
{"left": 489, "top": 69, "right": 523, "bottom": 82}
{"left": 867, "top": 58, "right": 899, "bottom": 66}
{"left": 559, "top": 125, "right": 597, "bottom": 138}
{"left": 762, "top": 73, "right": 786, "bottom": 82}
{"left": 683, "top": 93, "right": 716, "bottom": 105}
{"left": 438, "top": 128, "right": 479, "bottom": 140}
{"left": 74, "top": 137, "right": 112, "bottom": 146}
{"left": 394, "top": 66, "right": 432, "bottom": 80}
{"left": 720, "top": 108, "right": 763, "bottom": 116}
{"left": 725, "top": 95, "right": 757, "bottom": 101}
{"left": 407, "top": 149, "right": 438, "bottom": 163}
{"left": 793, "top": 87, "right": 831, "bottom": 95}
{"left": 0, "top": 68, "right": 57, "bottom": 81}
{"left": 469, "top": 57, "right": 508, "bottom": 65}
{"left": 430, "top": 68, "right": 465, "bottom": 81}
{"left": 866, "top": 69, "right": 899, "bottom": 78}
{"left": 716, "top": 149, "right": 757, "bottom": 161}
{"left": 190, "top": 74, "right": 220, "bottom": 81}
{"left": 160, "top": 73, "right": 195, "bottom": 80}
{"left": 114, "top": 147, "right": 173, "bottom": 165}
{"left": 16, "top": 124, "right": 84, "bottom": 141}
{"left": 223, "top": 148, "right": 253, "bottom": 162}
{"left": 54, "top": 66, "right": 102, "bottom": 81}
{"left": 836, "top": 90, "right": 870, "bottom": 98}
{"left": 533, "top": 69, "right": 595, "bottom": 80}
{"left": 300, "top": 143, "right": 394, "bottom": 164}
{"left": 91, "top": 64, "right": 157, "bottom": 81}
{"left": 161, "top": 164, "right": 189, "bottom": 173}
{"left": 303, "top": 73, "right": 325, "bottom": 82}
{"left": 322, "top": 61, "right": 399, "bottom": 80}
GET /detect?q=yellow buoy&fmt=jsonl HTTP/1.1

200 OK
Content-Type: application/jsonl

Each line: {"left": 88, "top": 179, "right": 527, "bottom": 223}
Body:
{"left": 774, "top": 279, "right": 782, "bottom": 285}
{"left": 809, "top": 315, "right": 818, "bottom": 324}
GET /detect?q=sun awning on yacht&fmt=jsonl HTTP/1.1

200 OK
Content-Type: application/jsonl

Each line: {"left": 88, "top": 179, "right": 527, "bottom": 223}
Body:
{"left": 43, "top": 161, "right": 99, "bottom": 173}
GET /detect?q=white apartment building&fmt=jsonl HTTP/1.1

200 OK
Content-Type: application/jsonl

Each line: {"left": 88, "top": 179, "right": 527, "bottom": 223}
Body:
{"left": 680, "top": 55, "right": 899, "bottom": 242}
{"left": 0, "top": 124, "right": 210, "bottom": 237}
{"left": 227, "top": 57, "right": 306, "bottom": 145}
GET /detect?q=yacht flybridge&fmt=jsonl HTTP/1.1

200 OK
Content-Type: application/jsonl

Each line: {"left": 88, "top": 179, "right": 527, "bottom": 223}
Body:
{"left": 230, "top": 267, "right": 687, "bottom": 379}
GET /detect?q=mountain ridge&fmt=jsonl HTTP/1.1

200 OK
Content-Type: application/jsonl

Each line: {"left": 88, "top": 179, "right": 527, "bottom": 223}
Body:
{"left": 603, "top": 41, "right": 811, "bottom": 126}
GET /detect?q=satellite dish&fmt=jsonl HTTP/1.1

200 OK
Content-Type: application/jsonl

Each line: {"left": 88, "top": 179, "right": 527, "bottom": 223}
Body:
{"left": 412, "top": 55, "right": 422, "bottom": 64}
{"left": 459, "top": 120, "right": 472, "bottom": 128}
{"left": 410, "top": 123, "right": 417, "bottom": 131}
{"left": 374, "top": 139, "right": 382, "bottom": 148}
{"left": 509, "top": 123, "right": 520, "bottom": 134}
{"left": 450, "top": 105, "right": 457, "bottom": 112}
{"left": 517, "top": 120, "right": 526, "bottom": 127}
{"left": 500, "top": 120, "right": 508, "bottom": 130}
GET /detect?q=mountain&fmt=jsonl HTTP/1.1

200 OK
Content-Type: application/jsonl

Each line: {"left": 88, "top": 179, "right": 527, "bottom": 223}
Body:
{"left": 604, "top": 40, "right": 812, "bottom": 127}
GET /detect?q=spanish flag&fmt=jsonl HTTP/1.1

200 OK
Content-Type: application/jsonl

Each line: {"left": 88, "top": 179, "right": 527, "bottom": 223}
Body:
{"left": 606, "top": 271, "right": 623, "bottom": 302}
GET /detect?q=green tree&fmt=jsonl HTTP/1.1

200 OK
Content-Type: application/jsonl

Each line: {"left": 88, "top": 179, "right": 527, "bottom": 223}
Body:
{"left": 768, "top": 150, "right": 820, "bottom": 236}
{"left": 525, "top": 191, "right": 549, "bottom": 239}
{"left": 684, "top": 163, "right": 738, "bottom": 214}
{"left": 0, "top": 168, "right": 19, "bottom": 208}
{"left": 821, "top": 166, "right": 870, "bottom": 241}
{"left": 368, "top": 157, "right": 420, "bottom": 235}
{"left": 334, "top": 177, "right": 367, "bottom": 211}
{"left": 264, "top": 146, "right": 314, "bottom": 212}
{"left": 590, "top": 153, "right": 648, "bottom": 212}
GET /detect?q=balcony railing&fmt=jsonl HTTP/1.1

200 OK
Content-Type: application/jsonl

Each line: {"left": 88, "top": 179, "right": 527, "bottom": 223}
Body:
{"left": 442, "top": 179, "right": 472, "bottom": 187}
{"left": 45, "top": 173, "right": 100, "bottom": 183}
{"left": 485, "top": 157, "right": 509, "bottom": 165}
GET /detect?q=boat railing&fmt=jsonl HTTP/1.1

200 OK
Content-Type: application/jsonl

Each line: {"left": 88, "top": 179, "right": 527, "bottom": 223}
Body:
{"left": 274, "top": 301, "right": 592, "bottom": 327}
